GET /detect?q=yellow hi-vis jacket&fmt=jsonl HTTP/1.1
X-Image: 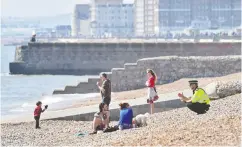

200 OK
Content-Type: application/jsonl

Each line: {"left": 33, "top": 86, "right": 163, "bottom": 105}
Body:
{"left": 191, "top": 88, "right": 210, "bottom": 105}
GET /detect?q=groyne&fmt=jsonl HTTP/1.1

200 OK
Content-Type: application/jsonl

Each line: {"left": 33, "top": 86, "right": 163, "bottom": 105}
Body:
{"left": 53, "top": 55, "right": 241, "bottom": 94}
{"left": 10, "top": 41, "right": 241, "bottom": 75}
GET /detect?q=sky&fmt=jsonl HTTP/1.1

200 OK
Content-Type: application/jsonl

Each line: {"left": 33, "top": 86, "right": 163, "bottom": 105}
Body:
{"left": 1, "top": 0, "right": 90, "bottom": 17}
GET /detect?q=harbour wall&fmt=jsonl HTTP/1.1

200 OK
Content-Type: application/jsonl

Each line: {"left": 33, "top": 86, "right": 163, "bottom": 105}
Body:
{"left": 10, "top": 41, "right": 241, "bottom": 75}
{"left": 53, "top": 55, "right": 241, "bottom": 94}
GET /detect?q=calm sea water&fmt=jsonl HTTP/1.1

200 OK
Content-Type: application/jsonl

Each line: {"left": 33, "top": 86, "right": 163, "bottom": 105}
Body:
{"left": 1, "top": 45, "right": 99, "bottom": 118}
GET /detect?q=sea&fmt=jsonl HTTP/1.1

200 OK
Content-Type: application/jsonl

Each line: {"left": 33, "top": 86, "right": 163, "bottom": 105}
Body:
{"left": 0, "top": 45, "right": 100, "bottom": 119}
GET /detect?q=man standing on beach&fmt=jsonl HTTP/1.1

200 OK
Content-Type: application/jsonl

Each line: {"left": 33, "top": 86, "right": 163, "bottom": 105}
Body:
{"left": 97, "top": 73, "right": 111, "bottom": 106}
{"left": 30, "top": 32, "right": 36, "bottom": 42}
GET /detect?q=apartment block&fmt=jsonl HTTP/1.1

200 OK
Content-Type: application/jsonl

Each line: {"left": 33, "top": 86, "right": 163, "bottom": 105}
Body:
{"left": 71, "top": 4, "right": 90, "bottom": 37}
{"left": 158, "top": 0, "right": 241, "bottom": 31}
{"left": 90, "top": 0, "right": 134, "bottom": 37}
{"left": 134, "top": 0, "right": 159, "bottom": 36}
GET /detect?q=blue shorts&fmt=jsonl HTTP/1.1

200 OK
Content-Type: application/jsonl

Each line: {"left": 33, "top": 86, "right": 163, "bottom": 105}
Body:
{"left": 118, "top": 124, "right": 132, "bottom": 130}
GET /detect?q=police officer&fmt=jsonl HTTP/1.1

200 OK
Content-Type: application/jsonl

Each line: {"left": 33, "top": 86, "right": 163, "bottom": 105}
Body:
{"left": 178, "top": 80, "right": 210, "bottom": 114}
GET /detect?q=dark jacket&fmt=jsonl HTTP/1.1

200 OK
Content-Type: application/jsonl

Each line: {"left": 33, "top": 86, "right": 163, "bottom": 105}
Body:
{"left": 101, "top": 79, "right": 111, "bottom": 99}
{"left": 31, "top": 36, "right": 36, "bottom": 42}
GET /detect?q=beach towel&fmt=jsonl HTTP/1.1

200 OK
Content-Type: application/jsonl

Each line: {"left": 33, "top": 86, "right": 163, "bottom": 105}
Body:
{"left": 76, "top": 132, "right": 88, "bottom": 137}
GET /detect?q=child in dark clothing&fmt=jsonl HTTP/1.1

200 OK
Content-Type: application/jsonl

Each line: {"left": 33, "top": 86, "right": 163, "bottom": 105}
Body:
{"left": 34, "top": 101, "right": 48, "bottom": 129}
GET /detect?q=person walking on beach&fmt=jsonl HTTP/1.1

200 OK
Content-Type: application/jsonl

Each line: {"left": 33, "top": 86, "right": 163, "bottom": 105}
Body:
{"left": 178, "top": 80, "right": 210, "bottom": 114}
{"left": 146, "top": 69, "right": 159, "bottom": 114}
{"left": 97, "top": 73, "right": 111, "bottom": 107}
{"left": 34, "top": 101, "right": 48, "bottom": 129}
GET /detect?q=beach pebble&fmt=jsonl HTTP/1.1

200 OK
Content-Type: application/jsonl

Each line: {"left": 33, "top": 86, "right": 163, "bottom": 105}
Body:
{"left": 1, "top": 94, "right": 241, "bottom": 146}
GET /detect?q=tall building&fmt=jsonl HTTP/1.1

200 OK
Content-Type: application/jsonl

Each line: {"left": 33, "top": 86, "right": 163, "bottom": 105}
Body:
{"left": 158, "top": 0, "right": 241, "bottom": 31}
{"left": 55, "top": 25, "right": 71, "bottom": 37}
{"left": 210, "top": 0, "right": 241, "bottom": 28}
{"left": 71, "top": 4, "right": 90, "bottom": 37}
{"left": 158, "top": 0, "right": 192, "bottom": 30}
{"left": 90, "top": 0, "right": 134, "bottom": 37}
{"left": 134, "top": 0, "right": 159, "bottom": 36}
{"left": 72, "top": 0, "right": 241, "bottom": 37}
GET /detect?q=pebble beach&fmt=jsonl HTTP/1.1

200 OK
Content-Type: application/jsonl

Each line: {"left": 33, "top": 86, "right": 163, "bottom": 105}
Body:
{"left": 1, "top": 93, "right": 241, "bottom": 146}
{"left": 66, "top": 73, "right": 241, "bottom": 109}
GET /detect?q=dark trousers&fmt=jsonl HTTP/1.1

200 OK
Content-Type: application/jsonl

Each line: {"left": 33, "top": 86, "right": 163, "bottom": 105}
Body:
{"left": 34, "top": 116, "right": 40, "bottom": 128}
{"left": 102, "top": 98, "right": 111, "bottom": 106}
{"left": 187, "top": 102, "right": 210, "bottom": 114}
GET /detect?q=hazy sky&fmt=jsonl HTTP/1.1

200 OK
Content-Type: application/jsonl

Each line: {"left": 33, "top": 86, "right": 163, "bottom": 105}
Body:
{"left": 1, "top": 0, "right": 90, "bottom": 17}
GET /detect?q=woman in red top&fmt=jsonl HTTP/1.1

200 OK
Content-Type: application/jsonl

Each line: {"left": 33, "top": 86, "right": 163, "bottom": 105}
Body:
{"left": 146, "top": 69, "right": 159, "bottom": 114}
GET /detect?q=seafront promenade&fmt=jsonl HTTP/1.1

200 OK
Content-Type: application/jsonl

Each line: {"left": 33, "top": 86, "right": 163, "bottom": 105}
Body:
{"left": 43, "top": 38, "right": 242, "bottom": 43}
{"left": 1, "top": 88, "right": 191, "bottom": 123}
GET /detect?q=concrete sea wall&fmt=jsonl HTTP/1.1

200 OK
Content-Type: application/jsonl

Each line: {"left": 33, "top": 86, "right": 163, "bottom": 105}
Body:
{"left": 53, "top": 55, "right": 241, "bottom": 94}
{"left": 47, "top": 98, "right": 186, "bottom": 121}
{"left": 10, "top": 41, "right": 241, "bottom": 75}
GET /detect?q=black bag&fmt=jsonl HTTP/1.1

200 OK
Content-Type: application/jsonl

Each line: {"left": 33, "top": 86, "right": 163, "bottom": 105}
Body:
{"left": 103, "top": 126, "right": 119, "bottom": 133}
{"left": 45, "top": 105, "right": 48, "bottom": 109}
{"left": 154, "top": 87, "right": 157, "bottom": 93}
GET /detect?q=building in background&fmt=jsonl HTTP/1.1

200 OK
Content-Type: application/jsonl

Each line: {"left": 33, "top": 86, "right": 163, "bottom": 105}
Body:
{"left": 210, "top": 0, "right": 241, "bottom": 29}
{"left": 158, "top": 0, "right": 191, "bottom": 31}
{"left": 90, "top": 0, "right": 134, "bottom": 37}
{"left": 158, "top": 0, "right": 241, "bottom": 31}
{"left": 71, "top": 0, "right": 241, "bottom": 38}
{"left": 34, "top": 28, "right": 53, "bottom": 38}
{"left": 71, "top": 4, "right": 90, "bottom": 37}
{"left": 134, "top": 0, "right": 159, "bottom": 37}
{"left": 55, "top": 25, "right": 71, "bottom": 37}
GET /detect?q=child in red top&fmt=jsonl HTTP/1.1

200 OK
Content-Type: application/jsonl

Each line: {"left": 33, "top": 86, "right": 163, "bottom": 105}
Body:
{"left": 34, "top": 101, "right": 48, "bottom": 129}
{"left": 146, "top": 69, "right": 159, "bottom": 114}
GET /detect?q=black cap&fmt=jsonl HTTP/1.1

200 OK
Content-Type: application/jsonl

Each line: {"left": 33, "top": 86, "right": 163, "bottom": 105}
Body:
{"left": 189, "top": 80, "right": 198, "bottom": 84}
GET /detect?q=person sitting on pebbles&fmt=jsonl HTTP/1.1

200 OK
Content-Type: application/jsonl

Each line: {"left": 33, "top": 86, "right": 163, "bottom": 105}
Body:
{"left": 90, "top": 102, "right": 110, "bottom": 134}
{"left": 178, "top": 80, "right": 210, "bottom": 115}
{"left": 117, "top": 103, "right": 133, "bottom": 130}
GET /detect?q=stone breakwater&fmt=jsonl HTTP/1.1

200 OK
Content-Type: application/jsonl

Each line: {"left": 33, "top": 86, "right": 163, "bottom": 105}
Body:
{"left": 53, "top": 55, "right": 241, "bottom": 94}
{"left": 1, "top": 94, "right": 240, "bottom": 146}
{"left": 10, "top": 41, "right": 241, "bottom": 75}
{"left": 205, "top": 80, "right": 241, "bottom": 99}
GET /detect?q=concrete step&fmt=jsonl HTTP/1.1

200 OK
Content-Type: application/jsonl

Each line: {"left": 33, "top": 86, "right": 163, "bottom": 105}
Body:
{"left": 2, "top": 89, "right": 193, "bottom": 123}
{"left": 53, "top": 77, "right": 101, "bottom": 94}
{"left": 124, "top": 63, "right": 138, "bottom": 70}
{"left": 88, "top": 77, "right": 100, "bottom": 83}
{"left": 52, "top": 90, "right": 66, "bottom": 94}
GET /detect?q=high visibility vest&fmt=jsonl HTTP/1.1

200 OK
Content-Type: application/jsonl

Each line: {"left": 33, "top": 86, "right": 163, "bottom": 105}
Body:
{"left": 191, "top": 88, "right": 210, "bottom": 105}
